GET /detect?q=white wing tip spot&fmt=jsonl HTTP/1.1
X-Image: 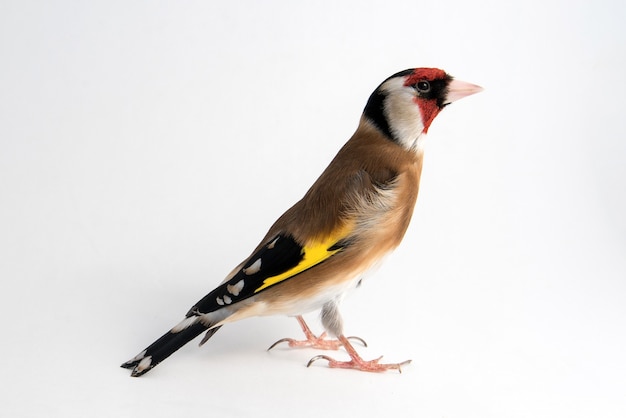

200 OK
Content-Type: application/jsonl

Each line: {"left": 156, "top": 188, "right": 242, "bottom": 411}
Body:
{"left": 171, "top": 316, "right": 199, "bottom": 333}
{"left": 227, "top": 279, "right": 245, "bottom": 296}
{"left": 267, "top": 237, "right": 280, "bottom": 249}
{"left": 243, "top": 258, "right": 262, "bottom": 275}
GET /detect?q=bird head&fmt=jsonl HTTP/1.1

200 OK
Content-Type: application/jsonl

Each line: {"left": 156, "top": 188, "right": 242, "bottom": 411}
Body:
{"left": 363, "top": 68, "right": 483, "bottom": 150}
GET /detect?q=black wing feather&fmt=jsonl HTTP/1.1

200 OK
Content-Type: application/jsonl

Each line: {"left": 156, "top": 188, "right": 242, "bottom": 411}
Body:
{"left": 187, "top": 234, "right": 305, "bottom": 315}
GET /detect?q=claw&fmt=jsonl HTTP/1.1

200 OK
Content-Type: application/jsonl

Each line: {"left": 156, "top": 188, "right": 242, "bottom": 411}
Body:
{"left": 307, "top": 354, "right": 334, "bottom": 368}
{"left": 267, "top": 338, "right": 296, "bottom": 351}
{"left": 346, "top": 335, "right": 367, "bottom": 347}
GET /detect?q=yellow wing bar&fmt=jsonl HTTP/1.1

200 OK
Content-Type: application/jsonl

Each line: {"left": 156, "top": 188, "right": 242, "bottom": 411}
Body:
{"left": 254, "top": 224, "right": 353, "bottom": 293}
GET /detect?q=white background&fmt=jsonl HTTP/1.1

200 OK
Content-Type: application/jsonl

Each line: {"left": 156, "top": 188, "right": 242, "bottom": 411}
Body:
{"left": 1, "top": 1, "right": 625, "bottom": 417}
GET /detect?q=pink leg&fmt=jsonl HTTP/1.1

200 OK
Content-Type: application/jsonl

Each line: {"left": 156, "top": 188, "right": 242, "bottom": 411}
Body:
{"left": 307, "top": 335, "right": 411, "bottom": 373}
{"left": 268, "top": 316, "right": 366, "bottom": 351}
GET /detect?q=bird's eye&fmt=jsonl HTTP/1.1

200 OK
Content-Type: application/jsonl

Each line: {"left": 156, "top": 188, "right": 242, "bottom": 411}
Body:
{"left": 415, "top": 81, "right": 431, "bottom": 93}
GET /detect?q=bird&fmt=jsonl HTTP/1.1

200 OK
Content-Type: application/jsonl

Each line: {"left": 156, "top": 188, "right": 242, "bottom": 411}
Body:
{"left": 121, "top": 67, "right": 482, "bottom": 376}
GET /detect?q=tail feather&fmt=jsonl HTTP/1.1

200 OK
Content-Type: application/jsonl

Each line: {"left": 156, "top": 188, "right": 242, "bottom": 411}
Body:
{"left": 121, "top": 323, "right": 222, "bottom": 377}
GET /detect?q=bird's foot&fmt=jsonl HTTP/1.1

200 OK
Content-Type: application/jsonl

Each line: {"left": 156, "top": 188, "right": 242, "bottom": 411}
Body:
{"left": 267, "top": 316, "right": 366, "bottom": 351}
{"left": 307, "top": 335, "right": 411, "bottom": 373}
{"left": 307, "top": 354, "right": 411, "bottom": 373}
{"left": 268, "top": 332, "right": 366, "bottom": 351}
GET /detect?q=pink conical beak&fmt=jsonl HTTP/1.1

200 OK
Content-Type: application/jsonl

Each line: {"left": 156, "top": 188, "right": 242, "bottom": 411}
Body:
{"left": 445, "top": 79, "right": 483, "bottom": 104}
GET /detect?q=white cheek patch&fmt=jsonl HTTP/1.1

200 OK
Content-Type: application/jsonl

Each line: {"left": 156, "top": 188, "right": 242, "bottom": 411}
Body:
{"left": 380, "top": 77, "right": 426, "bottom": 150}
{"left": 384, "top": 95, "right": 424, "bottom": 148}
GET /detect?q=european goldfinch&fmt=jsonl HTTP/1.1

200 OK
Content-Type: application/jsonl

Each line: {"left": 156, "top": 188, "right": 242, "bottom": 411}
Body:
{"left": 122, "top": 68, "right": 482, "bottom": 376}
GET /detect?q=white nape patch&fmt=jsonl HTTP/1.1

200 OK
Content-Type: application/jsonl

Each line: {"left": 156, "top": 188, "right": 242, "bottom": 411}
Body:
{"left": 136, "top": 356, "right": 152, "bottom": 372}
{"left": 223, "top": 295, "right": 232, "bottom": 304}
{"left": 216, "top": 297, "right": 224, "bottom": 305}
{"left": 267, "top": 236, "right": 279, "bottom": 249}
{"left": 227, "top": 279, "right": 244, "bottom": 296}
{"left": 171, "top": 316, "right": 199, "bottom": 333}
{"left": 243, "top": 258, "right": 261, "bottom": 275}
{"left": 130, "top": 349, "right": 147, "bottom": 362}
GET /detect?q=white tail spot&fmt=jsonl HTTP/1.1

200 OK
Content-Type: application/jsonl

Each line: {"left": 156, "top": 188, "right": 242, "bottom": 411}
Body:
{"left": 216, "top": 297, "right": 224, "bottom": 305}
{"left": 129, "top": 349, "right": 147, "bottom": 362}
{"left": 136, "top": 356, "right": 153, "bottom": 372}
{"left": 223, "top": 295, "right": 232, "bottom": 304}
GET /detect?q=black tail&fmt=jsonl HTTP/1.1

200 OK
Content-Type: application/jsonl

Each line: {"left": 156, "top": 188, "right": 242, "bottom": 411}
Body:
{"left": 121, "top": 323, "right": 222, "bottom": 377}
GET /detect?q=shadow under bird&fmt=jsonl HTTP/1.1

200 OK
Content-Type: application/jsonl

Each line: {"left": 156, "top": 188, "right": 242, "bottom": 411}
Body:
{"left": 122, "top": 67, "right": 483, "bottom": 376}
